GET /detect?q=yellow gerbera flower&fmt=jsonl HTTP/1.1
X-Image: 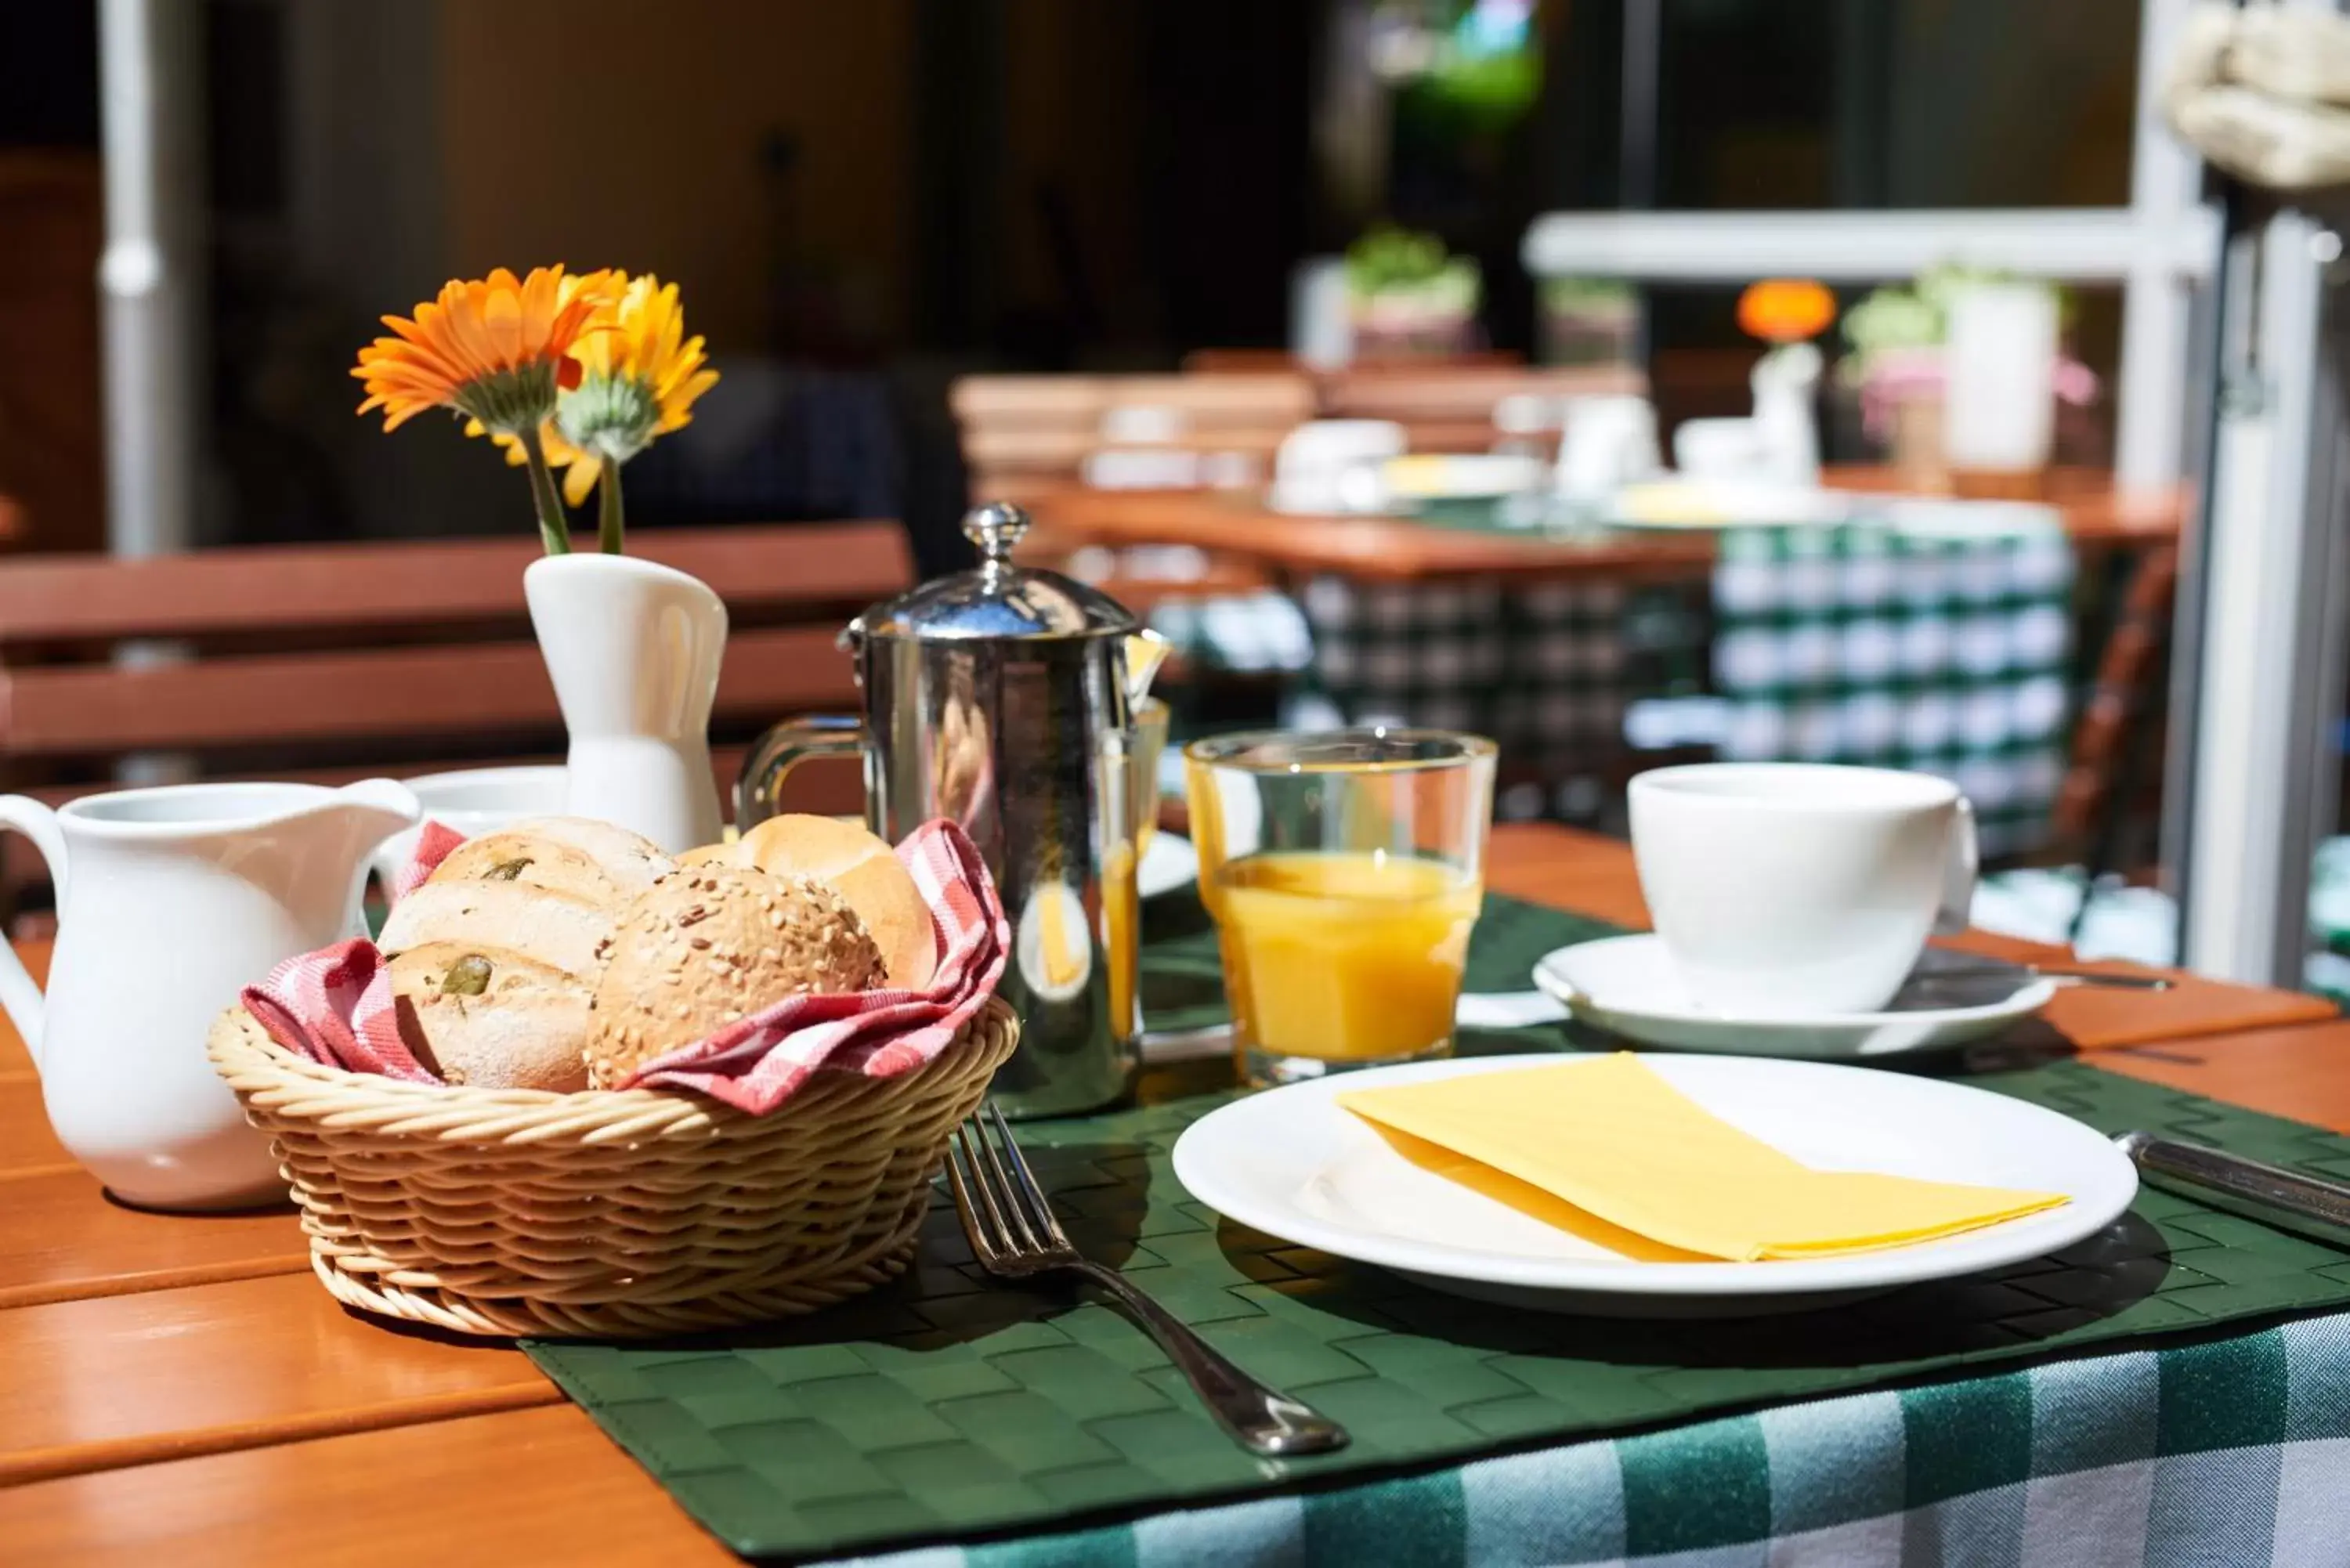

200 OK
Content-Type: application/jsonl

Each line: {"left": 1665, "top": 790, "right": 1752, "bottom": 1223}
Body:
{"left": 553, "top": 273, "right": 720, "bottom": 503}
{"left": 352, "top": 266, "right": 616, "bottom": 434}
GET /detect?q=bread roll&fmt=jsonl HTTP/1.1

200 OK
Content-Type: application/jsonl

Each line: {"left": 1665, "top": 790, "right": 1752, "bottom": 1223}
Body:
{"left": 383, "top": 815, "right": 670, "bottom": 979}
{"left": 497, "top": 816, "right": 673, "bottom": 893}
{"left": 432, "top": 831, "right": 621, "bottom": 904}
{"left": 379, "top": 878, "right": 612, "bottom": 977}
{"left": 737, "top": 815, "right": 938, "bottom": 991}
{"left": 389, "top": 942, "right": 591, "bottom": 1091}
{"left": 586, "top": 865, "right": 884, "bottom": 1087}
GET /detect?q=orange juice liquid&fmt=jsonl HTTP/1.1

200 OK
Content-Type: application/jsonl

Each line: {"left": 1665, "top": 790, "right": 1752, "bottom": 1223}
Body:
{"left": 1213, "top": 851, "right": 1481, "bottom": 1064}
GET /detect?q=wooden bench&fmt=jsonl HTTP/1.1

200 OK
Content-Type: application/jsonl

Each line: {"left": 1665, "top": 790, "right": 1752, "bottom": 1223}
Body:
{"left": 0, "top": 522, "right": 913, "bottom": 883}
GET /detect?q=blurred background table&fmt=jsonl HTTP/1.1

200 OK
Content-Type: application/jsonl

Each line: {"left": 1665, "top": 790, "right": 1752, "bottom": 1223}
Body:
{"left": 1022, "top": 467, "right": 2182, "bottom": 583}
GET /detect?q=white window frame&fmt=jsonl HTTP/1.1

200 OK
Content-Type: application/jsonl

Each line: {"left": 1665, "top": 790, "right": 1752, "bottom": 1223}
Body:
{"left": 1518, "top": 0, "right": 2211, "bottom": 493}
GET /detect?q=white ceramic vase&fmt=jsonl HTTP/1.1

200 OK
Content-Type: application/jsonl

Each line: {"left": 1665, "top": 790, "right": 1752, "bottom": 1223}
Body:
{"left": 523, "top": 553, "right": 726, "bottom": 853}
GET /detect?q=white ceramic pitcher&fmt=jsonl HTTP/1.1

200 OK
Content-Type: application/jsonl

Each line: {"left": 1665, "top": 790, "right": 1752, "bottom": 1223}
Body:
{"left": 0, "top": 779, "right": 418, "bottom": 1210}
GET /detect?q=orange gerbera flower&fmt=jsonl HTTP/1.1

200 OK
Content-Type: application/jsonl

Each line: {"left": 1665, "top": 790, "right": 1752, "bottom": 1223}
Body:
{"left": 352, "top": 266, "right": 616, "bottom": 434}
{"left": 470, "top": 273, "right": 720, "bottom": 551}
{"left": 1737, "top": 278, "right": 1837, "bottom": 344}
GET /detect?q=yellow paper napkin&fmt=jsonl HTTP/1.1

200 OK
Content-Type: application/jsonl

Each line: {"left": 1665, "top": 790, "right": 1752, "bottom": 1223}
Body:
{"left": 1337, "top": 1054, "right": 2067, "bottom": 1262}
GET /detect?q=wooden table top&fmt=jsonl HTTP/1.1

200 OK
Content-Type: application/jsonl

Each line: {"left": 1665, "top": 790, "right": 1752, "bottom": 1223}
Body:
{"left": 0, "top": 822, "right": 2338, "bottom": 1565}
{"left": 1025, "top": 467, "right": 2186, "bottom": 583}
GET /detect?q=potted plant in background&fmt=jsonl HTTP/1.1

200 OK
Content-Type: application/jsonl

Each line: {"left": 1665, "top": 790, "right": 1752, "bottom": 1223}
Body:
{"left": 1838, "top": 265, "right": 2099, "bottom": 492}
{"left": 352, "top": 266, "right": 725, "bottom": 851}
{"left": 1538, "top": 275, "right": 1638, "bottom": 369}
{"left": 1345, "top": 226, "right": 1482, "bottom": 359}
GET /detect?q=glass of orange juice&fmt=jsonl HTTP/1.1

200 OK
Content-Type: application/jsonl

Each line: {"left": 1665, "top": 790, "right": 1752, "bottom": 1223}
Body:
{"left": 1185, "top": 728, "right": 1496, "bottom": 1086}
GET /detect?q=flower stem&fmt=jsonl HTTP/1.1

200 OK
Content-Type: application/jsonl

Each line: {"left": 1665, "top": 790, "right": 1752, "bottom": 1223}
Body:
{"left": 521, "top": 427, "right": 570, "bottom": 555}
{"left": 597, "top": 464, "right": 625, "bottom": 555}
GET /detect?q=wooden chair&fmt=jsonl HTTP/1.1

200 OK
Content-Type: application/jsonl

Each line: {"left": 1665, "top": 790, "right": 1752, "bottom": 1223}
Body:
{"left": 950, "top": 374, "right": 1314, "bottom": 622}
{"left": 1179, "top": 349, "right": 1524, "bottom": 375}
{"left": 950, "top": 374, "right": 1314, "bottom": 505}
{"left": 1315, "top": 363, "right": 1648, "bottom": 453}
{"left": 0, "top": 523, "right": 911, "bottom": 873}
{"left": 2048, "top": 543, "right": 2180, "bottom": 881}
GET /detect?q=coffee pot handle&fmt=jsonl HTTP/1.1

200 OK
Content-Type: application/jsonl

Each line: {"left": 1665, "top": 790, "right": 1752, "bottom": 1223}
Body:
{"left": 0, "top": 796, "right": 67, "bottom": 1070}
{"left": 736, "top": 716, "right": 870, "bottom": 834}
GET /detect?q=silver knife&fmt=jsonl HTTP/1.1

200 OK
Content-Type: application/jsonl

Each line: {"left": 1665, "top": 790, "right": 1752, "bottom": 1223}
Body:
{"left": 2115, "top": 1131, "right": 2350, "bottom": 1237}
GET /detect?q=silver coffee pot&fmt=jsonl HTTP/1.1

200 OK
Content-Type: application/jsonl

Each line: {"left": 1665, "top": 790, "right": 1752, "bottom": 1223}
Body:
{"left": 739, "top": 503, "right": 1143, "bottom": 1117}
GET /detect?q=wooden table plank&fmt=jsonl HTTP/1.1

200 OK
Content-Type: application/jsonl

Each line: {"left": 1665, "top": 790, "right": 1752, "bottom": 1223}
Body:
{"left": 2096, "top": 1021, "right": 2350, "bottom": 1134}
{"left": 0, "top": 1272, "right": 563, "bottom": 1485}
{"left": 0, "top": 935, "right": 42, "bottom": 1078}
{"left": 0, "top": 1075, "right": 69, "bottom": 1173}
{"left": 0, "top": 1165, "right": 309, "bottom": 1310}
{"left": 0, "top": 1404, "right": 736, "bottom": 1568}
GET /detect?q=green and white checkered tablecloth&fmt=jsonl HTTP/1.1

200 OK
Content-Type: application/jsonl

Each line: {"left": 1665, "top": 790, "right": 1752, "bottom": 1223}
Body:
{"left": 1231, "top": 513, "right": 2075, "bottom": 844}
{"left": 1712, "top": 520, "right": 2076, "bottom": 858}
{"left": 834, "top": 1311, "right": 2350, "bottom": 1566}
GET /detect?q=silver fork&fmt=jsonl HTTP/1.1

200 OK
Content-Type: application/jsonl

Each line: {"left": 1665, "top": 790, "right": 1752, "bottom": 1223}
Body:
{"left": 945, "top": 1102, "right": 1350, "bottom": 1458}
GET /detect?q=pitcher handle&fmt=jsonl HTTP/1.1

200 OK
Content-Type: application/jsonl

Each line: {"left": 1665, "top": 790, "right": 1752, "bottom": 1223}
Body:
{"left": 0, "top": 795, "right": 66, "bottom": 1070}
{"left": 736, "top": 716, "right": 870, "bottom": 834}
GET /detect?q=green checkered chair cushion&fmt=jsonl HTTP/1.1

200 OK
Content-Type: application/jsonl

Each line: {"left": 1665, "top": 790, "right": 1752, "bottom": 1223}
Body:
{"left": 1296, "top": 575, "right": 1632, "bottom": 806}
{"left": 1712, "top": 522, "right": 2075, "bottom": 857}
{"left": 1296, "top": 575, "right": 1509, "bottom": 735}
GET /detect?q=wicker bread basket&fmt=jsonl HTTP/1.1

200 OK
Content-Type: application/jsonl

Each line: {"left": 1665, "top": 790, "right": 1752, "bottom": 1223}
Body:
{"left": 206, "top": 996, "right": 1018, "bottom": 1339}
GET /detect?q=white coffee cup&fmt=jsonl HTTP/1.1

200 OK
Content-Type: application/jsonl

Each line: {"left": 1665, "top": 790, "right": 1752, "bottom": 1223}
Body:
{"left": 1628, "top": 763, "right": 1977, "bottom": 1018}
{"left": 368, "top": 764, "right": 569, "bottom": 893}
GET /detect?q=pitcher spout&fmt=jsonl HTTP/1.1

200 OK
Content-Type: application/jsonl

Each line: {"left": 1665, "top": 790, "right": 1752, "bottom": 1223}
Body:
{"left": 327, "top": 778, "right": 425, "bottom": 842}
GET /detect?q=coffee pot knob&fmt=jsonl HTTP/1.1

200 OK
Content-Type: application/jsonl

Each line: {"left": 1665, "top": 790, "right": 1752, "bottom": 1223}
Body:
{"left": 963, "top": 501, "right": 1031, "bottom": 562}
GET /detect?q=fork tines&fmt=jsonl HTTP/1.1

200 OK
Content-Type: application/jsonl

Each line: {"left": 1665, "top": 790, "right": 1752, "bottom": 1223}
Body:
{"left": 946, "top": 1101, "right": 1073, "bottom": 1266}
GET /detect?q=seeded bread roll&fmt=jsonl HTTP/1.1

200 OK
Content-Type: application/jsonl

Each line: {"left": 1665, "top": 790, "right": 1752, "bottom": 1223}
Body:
{"left": 736, "top": 815, "right": 939, "bottom": 991}
{"left": 388, "top": 942, "right": 591, "bottom": 1092}
{"left": 585, "top": 865, "right": 884, "bottom": 1088}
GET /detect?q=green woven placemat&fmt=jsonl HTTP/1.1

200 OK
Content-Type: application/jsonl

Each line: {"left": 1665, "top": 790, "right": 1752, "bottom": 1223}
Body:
{"left": 526, "top": 900, "right": 2350, "bottom": 1563}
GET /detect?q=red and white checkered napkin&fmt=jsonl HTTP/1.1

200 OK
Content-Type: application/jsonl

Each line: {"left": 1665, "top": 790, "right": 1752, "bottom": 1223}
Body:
{"left": 240, "top": 818, "right": 1010, "bottom": 1115}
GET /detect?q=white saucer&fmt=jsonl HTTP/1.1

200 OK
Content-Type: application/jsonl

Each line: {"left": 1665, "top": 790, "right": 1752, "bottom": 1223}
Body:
{"left": 1138, "top": 833, "right": 1198, "bottom": 898}
{"left": 1531, "top": 934, "right": 2055, "bottom": 1059}
{"left": 1171, "top": 1052, "right": 2135, "bottom": 1317}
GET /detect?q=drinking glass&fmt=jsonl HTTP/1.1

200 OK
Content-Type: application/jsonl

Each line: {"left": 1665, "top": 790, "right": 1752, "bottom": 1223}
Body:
{"left": 1185, "top": 728, "right": 1496, "bottom": 1086}
{"left": 1131, "top": 697, "right": 1170, "bottom": 860}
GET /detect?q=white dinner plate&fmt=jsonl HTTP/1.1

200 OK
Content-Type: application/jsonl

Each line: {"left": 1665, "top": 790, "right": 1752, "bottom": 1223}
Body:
{"left": 1383, "top": 453, "right": 1546, "bottom": 500}
{"left": 1138, "top": 832, "right": 1198, "bottom": 898}
{"left": 1170, "top": 1052, "right": 2136, "bottom": 1316}
{"left": 1531, "top": 934, "right": 2055, "bottom": 1059}
{"left": 1600, "top": 479, "right": 1853, "bottom": 530}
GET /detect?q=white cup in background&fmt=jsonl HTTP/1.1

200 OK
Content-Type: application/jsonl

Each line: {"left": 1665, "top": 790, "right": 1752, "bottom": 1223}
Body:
{"left": 368, "top": 764, "right": 570, "bottom": 894}
{"left": 1554, "top": 396, "right": 1661, "bottom": 503}
{"left": 1628, "top": 762, "right": 1977, "bottom": 1018}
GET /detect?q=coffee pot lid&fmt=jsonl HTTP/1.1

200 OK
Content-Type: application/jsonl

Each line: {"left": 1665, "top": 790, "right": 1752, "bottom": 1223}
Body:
{"left": 855, "top": 503, "right": 1139, "bottom": 641}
